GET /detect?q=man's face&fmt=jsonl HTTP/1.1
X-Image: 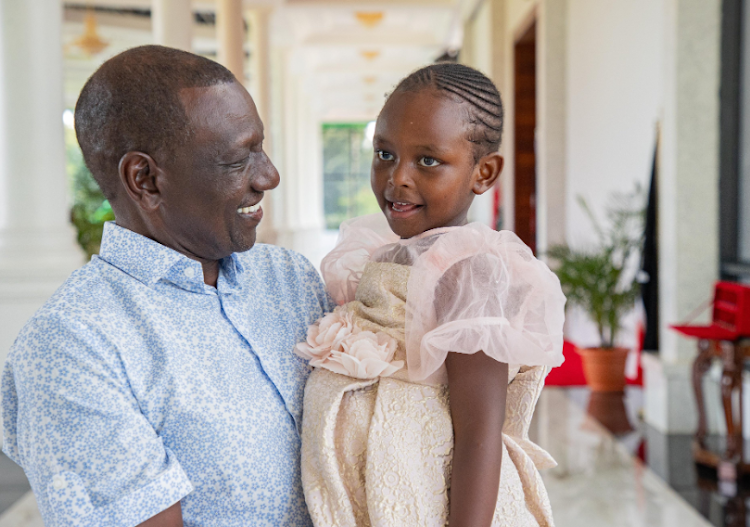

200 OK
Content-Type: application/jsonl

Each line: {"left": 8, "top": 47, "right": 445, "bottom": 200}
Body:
{"left": 156, "top": 81, "right": 279, "bottom": 261}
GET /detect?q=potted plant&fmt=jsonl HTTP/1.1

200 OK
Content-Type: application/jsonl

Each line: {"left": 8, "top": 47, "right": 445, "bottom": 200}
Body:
{"left": 547, "top": 188, "right": 644, "bottom": 392}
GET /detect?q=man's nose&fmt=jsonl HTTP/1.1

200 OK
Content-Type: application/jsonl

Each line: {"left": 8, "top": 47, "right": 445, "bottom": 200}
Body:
{"left": 252, "top": 152, "right": 280, "bottom": 191}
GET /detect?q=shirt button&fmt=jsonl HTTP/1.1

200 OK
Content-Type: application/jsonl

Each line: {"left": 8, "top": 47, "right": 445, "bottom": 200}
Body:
{"left": 184, "top": 267, "right": 196, "bottom": 279}
{"left": 52, "top": 475, "right": 67, "bottom": 490}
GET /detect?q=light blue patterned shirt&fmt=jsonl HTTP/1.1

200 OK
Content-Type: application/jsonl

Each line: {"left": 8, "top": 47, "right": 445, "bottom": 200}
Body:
{"left": 1, "top": 222, "right": 333, "bottom": 527}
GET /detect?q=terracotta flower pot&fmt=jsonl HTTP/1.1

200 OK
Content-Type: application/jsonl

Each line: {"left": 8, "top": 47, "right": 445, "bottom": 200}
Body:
{"left": 578, "top": 347, "right": 629, "bottom": 392}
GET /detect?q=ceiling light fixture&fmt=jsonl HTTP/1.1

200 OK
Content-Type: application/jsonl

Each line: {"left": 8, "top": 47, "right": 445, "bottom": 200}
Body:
{"left": 354, "top": 12, "right": 384, "bottom": 29}
{"left": 70, "top": 10, "right": 108, "bottom": 56}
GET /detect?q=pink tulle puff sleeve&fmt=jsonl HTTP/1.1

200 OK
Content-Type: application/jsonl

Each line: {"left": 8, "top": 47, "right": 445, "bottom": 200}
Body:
{"left": 405, "top": 224, "right": 566, "bottom": 382}
{"left": 320, "top": 214, "right": 400, "bottom": 305}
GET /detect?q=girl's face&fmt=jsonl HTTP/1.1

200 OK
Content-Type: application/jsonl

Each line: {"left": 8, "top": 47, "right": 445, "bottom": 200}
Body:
{"left": 371, "top": 88, "right": 503, "bottom": 239}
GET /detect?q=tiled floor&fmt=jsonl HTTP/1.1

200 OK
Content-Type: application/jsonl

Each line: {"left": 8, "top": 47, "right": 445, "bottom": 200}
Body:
{"left": 533, "top": 388, "right": 711, "bottom": 527}
{"left": 0, "top": 387, "right": 719, "bottom": 527}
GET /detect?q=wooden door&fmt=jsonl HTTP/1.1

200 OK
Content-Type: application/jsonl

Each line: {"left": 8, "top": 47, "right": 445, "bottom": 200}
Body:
{"left": 514, "top": 22, "right": 537, "bottom": 253}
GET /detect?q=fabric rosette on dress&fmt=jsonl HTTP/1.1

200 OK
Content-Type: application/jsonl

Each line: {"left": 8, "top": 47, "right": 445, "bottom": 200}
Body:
{"left": 294, "top": 307, "right": 404, "bottom": 380}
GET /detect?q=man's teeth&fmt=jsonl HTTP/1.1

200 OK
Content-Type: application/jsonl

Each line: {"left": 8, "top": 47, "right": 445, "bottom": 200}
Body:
{"left": 237, "top": 204, "right": 261, "bottom": 214}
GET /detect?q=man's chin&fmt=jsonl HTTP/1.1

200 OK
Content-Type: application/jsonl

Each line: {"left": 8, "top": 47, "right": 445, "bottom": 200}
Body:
{"left": 232, "top": 230, "right": 258, "bottom": 254}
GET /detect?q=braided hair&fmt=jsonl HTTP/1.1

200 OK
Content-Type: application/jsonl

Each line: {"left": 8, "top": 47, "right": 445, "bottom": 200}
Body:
{"left": 389, "top": 63, "right": 504, "bottom": 161}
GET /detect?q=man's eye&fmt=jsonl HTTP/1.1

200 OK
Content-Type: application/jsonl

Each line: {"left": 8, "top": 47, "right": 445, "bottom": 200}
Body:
{"left": 226, "top": 157, "right": 249, "bottom": 169}
{"left": 377, "top": 150, "right": 394, "bottom": 161}
{"left": 418, "top": 156, "right": 440, "bottom": 167}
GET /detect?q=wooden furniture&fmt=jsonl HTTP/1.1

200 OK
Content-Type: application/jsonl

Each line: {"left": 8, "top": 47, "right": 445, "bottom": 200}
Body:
{"left": 673, "top": 282, "right": 750, "bottom": 475}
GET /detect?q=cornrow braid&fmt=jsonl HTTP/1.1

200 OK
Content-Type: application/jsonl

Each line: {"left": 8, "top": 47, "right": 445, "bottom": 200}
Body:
{"left": 390, "top": 63, "right": 504, "bottom": 161}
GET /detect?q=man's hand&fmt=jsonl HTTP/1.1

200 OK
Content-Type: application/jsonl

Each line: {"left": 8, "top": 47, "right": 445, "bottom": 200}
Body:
{"left": 137, "top": 502, "right": 183, "bottom": 527}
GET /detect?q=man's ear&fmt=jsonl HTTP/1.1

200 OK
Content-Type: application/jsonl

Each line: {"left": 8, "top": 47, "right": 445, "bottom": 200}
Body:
{"left": 472, "top": 152, "right": 504, "bottom": 195}
{"left": 118, "top": 152, "right": 163, "bottom": 211}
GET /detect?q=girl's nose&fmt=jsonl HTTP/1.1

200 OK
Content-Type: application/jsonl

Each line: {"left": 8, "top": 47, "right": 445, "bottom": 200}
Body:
{"left": 390, "top": 161, "right": 412, "bottom": 188}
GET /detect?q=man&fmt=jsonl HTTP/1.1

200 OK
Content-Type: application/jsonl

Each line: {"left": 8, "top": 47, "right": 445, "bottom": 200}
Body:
{"left": 1, "top": 46, "right": 332, "bottom": 526}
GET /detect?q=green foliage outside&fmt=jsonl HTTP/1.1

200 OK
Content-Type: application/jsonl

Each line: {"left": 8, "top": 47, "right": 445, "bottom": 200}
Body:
{"left": 547, "top": 187, "right": 645, "bottom": 349}
{"left": 65, "top": 126, "right": 114, "bottom": 259}
{"left": 322, "top": 123, "right": 380, "bottom": 229}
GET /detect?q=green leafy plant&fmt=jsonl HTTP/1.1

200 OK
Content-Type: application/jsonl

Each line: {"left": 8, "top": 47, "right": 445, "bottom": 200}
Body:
{"left": 547, "top": 187, "right": 645, "bottom": 349}
{"left": 67, "top": 129, "right": 114, "bottom": 259}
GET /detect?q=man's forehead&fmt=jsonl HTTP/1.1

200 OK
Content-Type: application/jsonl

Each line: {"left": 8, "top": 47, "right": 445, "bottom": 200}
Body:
{"left": 179, "top": 83, "right": 258, "bottom": 120}
{"left": 178, "top": 82, "right": 263, "bottom": 143}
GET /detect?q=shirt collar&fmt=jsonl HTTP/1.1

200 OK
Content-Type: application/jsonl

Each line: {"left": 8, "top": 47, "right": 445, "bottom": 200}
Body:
{"left": 97, "top": 222, "right": 245, "bottom": 292}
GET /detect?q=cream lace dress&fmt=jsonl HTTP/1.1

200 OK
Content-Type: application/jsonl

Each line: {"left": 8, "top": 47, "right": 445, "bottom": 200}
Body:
{"left": 296, "top": 216, "right": 566, "bottom": 527}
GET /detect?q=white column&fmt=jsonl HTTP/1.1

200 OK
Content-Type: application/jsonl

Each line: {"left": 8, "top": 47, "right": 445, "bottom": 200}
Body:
{"left": 152, "top": 0, "right": 193, "bottom": 51}
{"left": 536, "top": 0, "right": 567, "bottom": 254}
{"left": 0, "top": 0, "right": 83, "bottom": 368}
{"left": 643, "top": 0, "right": 721, "bottom": 434}
{"left": 248, "top": 8, "right": 277, "bottom": 245}
{"left": 217, "top": 0, "right": 244, "bottom": 82}
{"left": 274, "top": 59, "right": 327, "bottom": 266}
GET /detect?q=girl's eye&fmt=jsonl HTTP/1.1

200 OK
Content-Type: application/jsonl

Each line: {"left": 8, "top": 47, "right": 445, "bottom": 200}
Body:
{"left": 418, "top": 156, "right": 441, "bottom": 167}
{"left": 377, "top": 150, "right": 394, "bottom": 161}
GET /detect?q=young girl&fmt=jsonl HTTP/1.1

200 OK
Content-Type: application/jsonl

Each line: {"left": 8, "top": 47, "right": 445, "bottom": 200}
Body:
{"left": 295, "top": 63, "right": 565, "bottom": 527}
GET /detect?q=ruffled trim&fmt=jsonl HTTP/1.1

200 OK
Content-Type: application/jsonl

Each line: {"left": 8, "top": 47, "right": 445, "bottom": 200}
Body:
{"left": 320, "top": 214, "right": 399, "bottom": 305}
{"left": 405, "top": 223, "right": 566, "bottom": 382}
{"left": 415, "top": 317, "right": 564, "bottom": 381}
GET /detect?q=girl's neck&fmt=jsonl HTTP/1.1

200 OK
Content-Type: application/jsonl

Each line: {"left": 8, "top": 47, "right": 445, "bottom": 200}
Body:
{"left": 400, "top": 224, "right": 464, "bottom": 242}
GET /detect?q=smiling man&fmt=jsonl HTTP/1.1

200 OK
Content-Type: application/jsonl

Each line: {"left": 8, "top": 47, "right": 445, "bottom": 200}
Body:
{"left": 0, "top": 46, "right": 332, "bottom": 527}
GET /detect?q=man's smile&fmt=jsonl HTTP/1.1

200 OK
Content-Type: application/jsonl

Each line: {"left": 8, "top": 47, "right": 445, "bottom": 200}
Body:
{"left": 237, "top": 199, "right": 263, "bottom": 221}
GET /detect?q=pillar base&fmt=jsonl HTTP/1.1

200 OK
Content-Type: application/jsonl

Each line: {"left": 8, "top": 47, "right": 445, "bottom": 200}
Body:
{"left": 642, "top": 353, "right": 697, "bottom": 434}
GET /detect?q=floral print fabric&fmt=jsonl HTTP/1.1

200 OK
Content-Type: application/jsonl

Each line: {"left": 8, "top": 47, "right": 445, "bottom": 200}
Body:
{"left": 1, "top": 221, "right": 333, "bottom": 527}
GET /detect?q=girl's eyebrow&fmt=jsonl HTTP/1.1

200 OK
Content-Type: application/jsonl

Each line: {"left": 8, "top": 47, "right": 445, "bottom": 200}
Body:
{"left": 411, "top": 144, "right": 451, "bottom": 157}
{"left": 373, "top": 136, "right": 449, "bottom": 156}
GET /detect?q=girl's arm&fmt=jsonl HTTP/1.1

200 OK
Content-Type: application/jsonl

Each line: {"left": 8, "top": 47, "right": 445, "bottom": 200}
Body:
{"left": 446, "top": 351, "right": 509, "bottom": 527}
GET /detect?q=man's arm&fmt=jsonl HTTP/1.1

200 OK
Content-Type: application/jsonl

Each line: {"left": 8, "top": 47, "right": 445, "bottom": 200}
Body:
{"left": 138, "top": 502, "right": 183, "bottom": 527}
{"left": 1, "top": 314, "right": 193, "bottom": 526}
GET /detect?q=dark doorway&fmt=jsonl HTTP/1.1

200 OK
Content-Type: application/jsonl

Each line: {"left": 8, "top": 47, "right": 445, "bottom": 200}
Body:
{"left": 514, "top": 22, "right": 537, "bottom": 253}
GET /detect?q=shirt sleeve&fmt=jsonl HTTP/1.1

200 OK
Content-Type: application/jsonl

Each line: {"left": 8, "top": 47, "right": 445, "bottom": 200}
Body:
{"left": 1, "top": 313, "right": 193, "bottom": 527}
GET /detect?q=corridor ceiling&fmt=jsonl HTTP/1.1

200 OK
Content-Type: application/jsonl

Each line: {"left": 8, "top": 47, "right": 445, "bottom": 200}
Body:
{"left": 63, "top": 0, "right": 479, "bottom": 119}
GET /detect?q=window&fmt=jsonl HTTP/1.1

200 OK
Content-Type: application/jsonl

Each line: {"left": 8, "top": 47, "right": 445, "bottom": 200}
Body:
{"left": 322, "top": 123, "right": 380, "bottom": 230}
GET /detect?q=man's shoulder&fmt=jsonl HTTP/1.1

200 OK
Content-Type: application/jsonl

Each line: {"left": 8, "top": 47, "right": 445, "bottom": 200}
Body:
{"left": 9, "top": 260, "right": 123, "bottom": 359}
{"left": 236, "top": 244, "right": 332, "bottom": 312}
{"left": 36, "top": 258, "right": 119, "bottom": 315}
{"left": 237, "top": 244, "right": 317, "bottom": 278}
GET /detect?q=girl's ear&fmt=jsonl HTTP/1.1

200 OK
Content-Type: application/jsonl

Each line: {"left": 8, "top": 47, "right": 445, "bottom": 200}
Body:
{"left": 472, "top": 152, "right": 504, "bottom": 195}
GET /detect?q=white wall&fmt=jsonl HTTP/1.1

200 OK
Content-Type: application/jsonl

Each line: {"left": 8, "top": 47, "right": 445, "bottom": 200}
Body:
{"left": 565, "top": 0, "right": 664, "bottom": 249}
{"left": 464, "top": 0, "right": 498, "bottom": 227}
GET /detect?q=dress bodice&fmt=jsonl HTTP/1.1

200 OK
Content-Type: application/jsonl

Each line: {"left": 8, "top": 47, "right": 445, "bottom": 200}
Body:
{"left": 343, "top": 260, "right": 520, "bottom": 385}
{"left": 345, "top": 262, "right": 410, "bottom": 382}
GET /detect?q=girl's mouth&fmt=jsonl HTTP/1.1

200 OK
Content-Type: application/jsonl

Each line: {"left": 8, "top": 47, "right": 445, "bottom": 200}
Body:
{"left": 388, "top": 201, "right": 423, "bottom": 218}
